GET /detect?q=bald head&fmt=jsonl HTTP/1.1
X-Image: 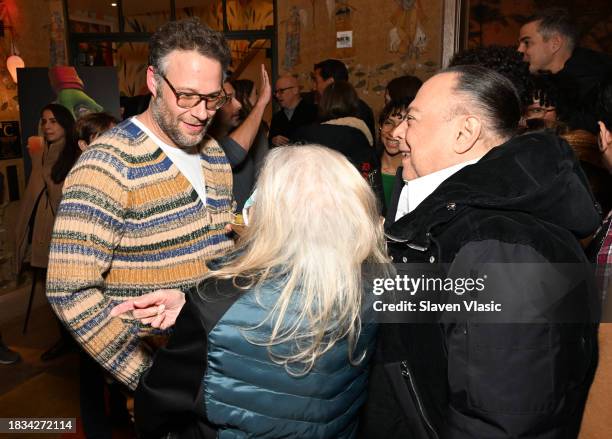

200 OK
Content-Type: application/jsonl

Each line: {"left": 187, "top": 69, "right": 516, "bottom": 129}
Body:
{"left": 274, "top": 75, "right": 301, "bottom": 109}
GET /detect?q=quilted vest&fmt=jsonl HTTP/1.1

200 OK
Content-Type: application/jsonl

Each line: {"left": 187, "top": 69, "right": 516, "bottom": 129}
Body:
{"left": 204, "top": 285, "right": 376, "bottom": 438}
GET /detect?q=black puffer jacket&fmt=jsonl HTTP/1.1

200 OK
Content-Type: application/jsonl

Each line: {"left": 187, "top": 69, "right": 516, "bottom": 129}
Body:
{"left": 361, "top": 132, "right": 601, "bottom": 439}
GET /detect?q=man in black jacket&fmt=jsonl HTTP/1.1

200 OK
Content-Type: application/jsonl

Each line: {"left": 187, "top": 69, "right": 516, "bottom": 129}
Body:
{"left": 361, "top": 65, "right": 601, "bottom": 438}
{"left": 517, "top": 8, "right": 612, "bottom": 133}
{"left": 268, "top": 74, "right": 317, "bottom": 147}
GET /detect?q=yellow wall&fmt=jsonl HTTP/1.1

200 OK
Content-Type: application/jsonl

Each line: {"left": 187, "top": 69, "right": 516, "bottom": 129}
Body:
{"left": 277, "top": 0, "right": 444, "bottom": 115}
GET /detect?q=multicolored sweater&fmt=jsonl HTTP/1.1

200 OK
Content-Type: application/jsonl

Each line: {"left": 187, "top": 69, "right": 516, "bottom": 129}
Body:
{"left": 46, "top": 119, "right": 234, "bottom": 390}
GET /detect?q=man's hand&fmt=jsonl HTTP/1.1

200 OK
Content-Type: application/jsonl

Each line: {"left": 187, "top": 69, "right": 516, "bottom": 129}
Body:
{"left": 271, "top": 135, "right": 290, "bottom": 146}
{"left": 255, "top": 63, "right": 272, "bottom": 110}
{"left": 110, "top": 289, "right": 186, "bottom": 330}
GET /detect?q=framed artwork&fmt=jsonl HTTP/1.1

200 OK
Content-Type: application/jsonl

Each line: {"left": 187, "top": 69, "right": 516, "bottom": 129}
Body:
{"left": 16, "top": 66, "right": 121, "bottom": 177}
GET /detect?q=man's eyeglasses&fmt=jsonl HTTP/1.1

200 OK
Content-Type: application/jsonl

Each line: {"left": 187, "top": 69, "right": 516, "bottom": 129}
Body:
{"left": 274, "top": 86, "right": 297, "bottom": 95}
{"left": 159, "top": 74, "right": 229, "bottom": 110}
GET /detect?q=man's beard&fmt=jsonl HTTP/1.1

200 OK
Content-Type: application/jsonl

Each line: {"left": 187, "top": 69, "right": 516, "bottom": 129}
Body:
{"left": 150, "top": 94, "right": 213, "bottom": 151}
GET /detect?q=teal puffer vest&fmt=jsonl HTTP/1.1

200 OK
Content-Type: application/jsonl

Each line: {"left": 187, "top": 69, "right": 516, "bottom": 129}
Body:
{"left": 203, "top": 285, "right": 376, "bottom": 438}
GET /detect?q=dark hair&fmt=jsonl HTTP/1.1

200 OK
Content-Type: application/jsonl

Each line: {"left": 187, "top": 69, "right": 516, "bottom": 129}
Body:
{"left": 149, "top": 18, "right": 231, "bottom": 77}
{"left": 386, "top": 75, "right": 423, "bottom": 102}
{"left": 449, "top": 45, "right": 532, "bottom": 107}
{"left": 598, "top": 76, "right": 612, "bottom": 130}
{"left": 41, "top": 104, "right": 78, "bottom": 184}
{"left": 314, "top": 59, "right": 349, "bottom": 82}
{"left": 230, "top": 79, "right": 255, "bottom": 121}
{"left": 526, "top": 8, "right": 578, "bottom": 51}
{"left": 318, "top": 81, "right": 359, "bottom": 121}
{"left": 376, "top": 97, "right": 412, "bottom": 156}
{"left": 75, "top": 112, "right": 118, "bottom": 145}
{"left": 444, "top": 65, "right": 521, "bottom": 138}
{"left": 378, "top": 96, "right": 412, "bottom": 126}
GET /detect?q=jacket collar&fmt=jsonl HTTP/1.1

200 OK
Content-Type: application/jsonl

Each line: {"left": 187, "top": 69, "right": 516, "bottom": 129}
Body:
{"left": 322, "top": 117, "right": 374, "bottom": 146}
{"left": 386, "top": 131, "right": 601, "bottom": 248}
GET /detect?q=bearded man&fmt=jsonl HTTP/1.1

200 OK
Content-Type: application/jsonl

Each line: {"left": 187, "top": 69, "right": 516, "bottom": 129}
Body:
{"left": 46, "top": 18, "right": 235, "bottom": 390}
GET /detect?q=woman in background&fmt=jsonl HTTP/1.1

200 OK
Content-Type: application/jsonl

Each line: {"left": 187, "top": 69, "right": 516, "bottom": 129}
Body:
{"left": 376, "top": 97, "right": 419, "bottom": 216}
{"left": 15, "top": 103, "right": 79, "bottom": 361}
{"left": 295, "top": 81, "right": 381, "bottom": 199}
{"left": 384, "top": 74, "right": 422, "bottom": 105}
{"left": 117, "top": 146, "right": 390, "bottom": 438}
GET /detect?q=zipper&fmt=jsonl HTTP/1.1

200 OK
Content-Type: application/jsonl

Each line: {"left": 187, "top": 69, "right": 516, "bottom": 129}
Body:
{"left": 385, "top": 233, "right": 429, "bottom": 252}
{"left": 400, "top": 360, "right": 439, "bottom": 439}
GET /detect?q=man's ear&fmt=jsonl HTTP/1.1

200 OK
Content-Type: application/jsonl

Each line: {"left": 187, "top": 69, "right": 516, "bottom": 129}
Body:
{"left": 549, "top": 32, "right": 563, "bottom": 52}
{"left": 454, "top": 115, "right": 481, "bottom": 154}
{"left": 78, "top": 139, "right": 88, "bottom": 152}
{"left": 146, "top": 66, "right": 159, "bottom": 97}
{"left": 599, "top": 121, "right": 612, "bottom": 152}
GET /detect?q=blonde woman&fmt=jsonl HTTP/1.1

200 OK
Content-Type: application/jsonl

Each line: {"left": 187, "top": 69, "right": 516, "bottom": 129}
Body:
{"left": 113, "top": 145, "right": 390, "bottom": 438}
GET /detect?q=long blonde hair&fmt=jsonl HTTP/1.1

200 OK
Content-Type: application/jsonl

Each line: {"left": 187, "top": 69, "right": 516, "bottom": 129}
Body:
{"left": 206, "top": 145, "right": 389, "bottom": 374}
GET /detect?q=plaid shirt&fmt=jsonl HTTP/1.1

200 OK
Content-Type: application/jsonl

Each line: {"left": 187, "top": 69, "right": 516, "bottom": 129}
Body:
{"left": 597, "top": 211, "right": 612, "bottom": 301}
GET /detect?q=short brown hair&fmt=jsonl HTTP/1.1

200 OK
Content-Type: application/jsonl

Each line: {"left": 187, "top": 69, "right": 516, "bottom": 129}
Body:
{"left": 149, "top": 18, "right": 231, "bottom": 77}
{"left": 75, "top": 112, "right": 118, "bottom": 145}
{"left": 526, "top": 8, "right": 578, "bottom": 51}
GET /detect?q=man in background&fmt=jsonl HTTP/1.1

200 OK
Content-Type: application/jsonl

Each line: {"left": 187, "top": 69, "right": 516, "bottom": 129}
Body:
{"left": 268, "top": 74, "right": 317, "bottom": 147}
{"left": 518, "top": 7, "right": 612, "bottom": 133}
{"left": 209, "top": 66, "right": 271, "bottom": 210}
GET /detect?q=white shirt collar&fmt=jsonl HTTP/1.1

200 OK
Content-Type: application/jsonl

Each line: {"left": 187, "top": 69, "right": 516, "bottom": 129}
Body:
{"left": 395, "top": 158, "right": 481, "bottom": 221}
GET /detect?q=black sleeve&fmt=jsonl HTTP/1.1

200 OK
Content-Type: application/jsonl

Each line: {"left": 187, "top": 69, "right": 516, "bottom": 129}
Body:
{"left": 443, "top": 240, "right": 597, "bottom": 439}
{"left": 291, "top": 124, "right": 312, "bottom": 144}
{"left": 357, "top": 99, "right": 376, "bottom": 140}
{"left": 135, "top": 284, "right": 238, "bottom": 439}
{"left": 268, "top": 111, "right": 282, "bottom": 141}
{"left": 218, "top": 136, "right": 247, "bottom": 168}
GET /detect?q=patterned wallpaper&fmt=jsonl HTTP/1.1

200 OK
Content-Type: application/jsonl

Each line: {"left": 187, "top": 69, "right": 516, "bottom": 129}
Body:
{"left": 278, "top": 0, "right": 444, "bottom": 113}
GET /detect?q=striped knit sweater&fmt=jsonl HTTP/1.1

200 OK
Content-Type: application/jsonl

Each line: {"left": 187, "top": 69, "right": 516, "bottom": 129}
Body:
{"left": 46, "top": 119, "right": 234, "bottom": 390}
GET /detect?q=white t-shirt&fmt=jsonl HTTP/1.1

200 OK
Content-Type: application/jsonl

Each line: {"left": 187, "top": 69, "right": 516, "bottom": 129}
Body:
{"left": 132, "top": 117, "right": 207, "bottom": 205}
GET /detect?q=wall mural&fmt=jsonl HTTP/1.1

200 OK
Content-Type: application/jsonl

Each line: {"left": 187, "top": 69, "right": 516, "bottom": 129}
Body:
{"left": 278, "top": 0, "right": 442, "bottom": 111}
{"left": 388, "top": 0, "right": 428, "bottom": 59}
{"left": 282, "top": 6, "right": 307, "bottom": 70}
{"left": 48, "top": 0, "right": 67, "bottom": 67}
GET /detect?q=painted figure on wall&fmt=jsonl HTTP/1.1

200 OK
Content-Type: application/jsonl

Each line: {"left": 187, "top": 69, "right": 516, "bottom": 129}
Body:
{"left": 388, "top": 0, "right": 427, "bottom": 58}
{"left": 48, "top": 1, "right": 67, "bottom": 66}
{"left": 283, "top": 6, "right": 307, "bottom": 70}
{"left": 335, "top": 0, "right": 356, "bottom": 58}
